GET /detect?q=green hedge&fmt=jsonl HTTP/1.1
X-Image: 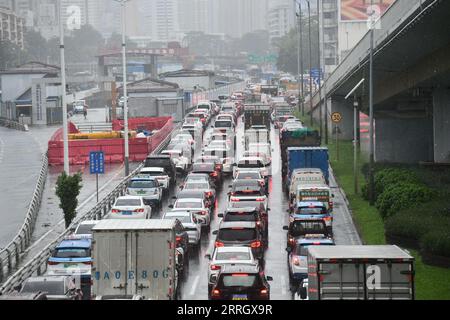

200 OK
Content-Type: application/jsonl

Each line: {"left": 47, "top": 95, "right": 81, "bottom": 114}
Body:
{"left": 421, "top": 230, "right": 450, "bottom": 258}
{"left": 375, "top": 182, "right": 433, "bottom": 220}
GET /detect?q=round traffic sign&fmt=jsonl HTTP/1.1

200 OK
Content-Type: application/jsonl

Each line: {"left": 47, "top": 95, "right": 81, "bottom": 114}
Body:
{"left": 331, "top": 112, "right": 342, "bottom": 123}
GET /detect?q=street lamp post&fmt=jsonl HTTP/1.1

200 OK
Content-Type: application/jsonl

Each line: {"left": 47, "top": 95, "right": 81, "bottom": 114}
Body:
{"left": 317, "top": 0, "right": 323, "bottom": 141}
{"left": 296, "top": 1, "right": 305, "bottom": 116}
{"left": 368, "top": 0, "right": 375, "bottom": 205}
{"left": 306, "top": 0, "right": 313, "bottom": 127}
{"left": 114, "top": 0, "right": 130, "bottom": 176}
{"left": 59, "top": 0, "right": 69, "bottom": 174}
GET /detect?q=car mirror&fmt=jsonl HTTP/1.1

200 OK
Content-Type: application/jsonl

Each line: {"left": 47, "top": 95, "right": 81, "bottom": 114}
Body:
{"left": 283, "top": 226, "right": 289, "bottom": 231}
{"left": 266, "top": 276, "right": 273, "bottom": 281}
{"left": 218, "top": 213, "right": 224, "bottom": 218}
{"left": 212, "top": 230, "right": 218, "bottom": 235}
{"left": 172, "top": 196, "right": 177, "bottom": 200}
{"left": 267, "top": 208, "right": 271, "bottom": 211}
{"left": 286, "top": 247, "right": 292, "bottom": 253}
{"left": 332, "top": 194, "right": 335, "bottom": 198}
{"left": 13, "top": 285, "right": 22, "bottom": 292}
{"left": 168, "top": 205, "right": 174, "bottom": 209}
{"left": 228, "top": 185, "right": 232, "bottom": 188}
{"left": 205, "top": 254, "right": 211, "bottom": 260}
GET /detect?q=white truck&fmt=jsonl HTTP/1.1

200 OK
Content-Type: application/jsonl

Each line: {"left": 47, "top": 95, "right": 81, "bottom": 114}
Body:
{"left": 91, "top": 220, "right": 179, "bottom": 300}
{"left": 306, "top": 245, "right": 415, "bottom": 300}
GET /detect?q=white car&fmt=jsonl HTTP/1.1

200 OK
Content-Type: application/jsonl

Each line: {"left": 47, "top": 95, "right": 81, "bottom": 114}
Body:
{"left": 216, "top": 113, "right": 236, "bottom": 125}
{"left": 73, "top": 220, "right": 99, "bottom": 238}
{"left": 196, "top": 101, "right": 214, "bottom": 115}
{"left": 138, "top": 167, "right": 170, "bottom": 190}
{"left": 205, "top": 246, "right": 259, "bottom": 293}
{"left": 108, "top": 196, "right": 152, "bottom": 219}
{"left": 162, "top": 211, "right": 201, "bottom": 246}
{"left": 247, "top": 143, "right": 272, "bottom": 165}
{"left": 203, "top": 147, "right": 235, "bottom": 174}
{"left": 170, "top": 133, "right": 197, "bottom": 150}
{"left": 184, "top": 173, "right": 211, "bottom": 184}
{"left": 183, "top": 119, "right": 203, "bottom": 133}
{"left": 161, "top": 149, "right": 190, "bottom": 173}
{"left": 233, "top": 156, "right": 270, "bottom": 180}
{"left": 126, "top": 177, "right": 162, "bottom": 208}
{"left": 169, "top": 198, "right": 211, "bottom": 227}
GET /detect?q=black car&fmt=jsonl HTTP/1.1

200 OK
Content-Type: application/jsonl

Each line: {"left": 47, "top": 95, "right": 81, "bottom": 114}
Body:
{"left": 219, "top": 207, "right": 268, "bottom": 244}
{"left": 192, "top": 162, "right": 223, "bottom": 187}
{"left": 144, "top": 155, "right": 177, "bottom": 185}
{"left": 213, "top": 221, "right": 265, "bottom": 260}
{"left": 283, "top": 219, "right": 331, "bottom": 249}
{"left": 210, "top": 264, "right": 272, "bottom": 300}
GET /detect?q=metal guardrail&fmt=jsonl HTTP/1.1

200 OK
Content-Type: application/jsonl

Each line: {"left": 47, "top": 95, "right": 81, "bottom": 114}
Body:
{"left": 0, "top": 118, "right": 28, "bottom": 132}
{"left": 0, "top": 153, "right": 48, "bottom": 284}
{"left": 0, "top": 128, "right": 174, "bottom": 294}
{"left": 0, "top": 81, "right": 244, "bottom": 294}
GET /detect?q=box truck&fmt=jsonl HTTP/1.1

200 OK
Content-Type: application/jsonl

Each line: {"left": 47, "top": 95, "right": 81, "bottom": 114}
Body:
{"left": 91, "top": 220, "right": 179, "bottom": 300}
{"left": 305, "top": 245, "right": 415, "bottom": 300}
{"left": 243, "top": 104, "right": 271, "bottom": 130}
{"left": 287, "top": 147, "right": 329, "bottom": 186}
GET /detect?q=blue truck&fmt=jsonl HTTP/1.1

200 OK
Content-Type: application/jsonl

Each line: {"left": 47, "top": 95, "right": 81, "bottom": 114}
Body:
{"left": 287, "top": 147, "right": 329, "bottom": 186}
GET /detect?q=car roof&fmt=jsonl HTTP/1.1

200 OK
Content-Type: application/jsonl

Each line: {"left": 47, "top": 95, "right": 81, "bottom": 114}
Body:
{"left": 140, "top": 167, "right": 165, "bottom": 172}
{"left": 215, "top": 246, "right": 252, "bottom": 253}
{"left": 130, "top": 177, "right": 158, "bottom": 182}
{"left": 116, "top": 196, "right": 142, "bottom": 200}
{"left": 238, "top": 157, "right": 263, "bottom": 162}
{"left": 177, "top": 190, "right": 205, "bottom": 198}
{"left": 297, "top": 237, "right": 335, "bottom": 245}
{"left": 176, "top": 198, "right": 203, "bottom": 203}
{"left": 164, "top": 211, "right": 192, "bottom": 217}
{"left": 219, "top": 221, "right": 257, "bottom": 229}
{"left": 226, "top": 207, "right": 259, "bottom": 213}
{"left": 56, "top": 238, "right": 91, "bottom": 249}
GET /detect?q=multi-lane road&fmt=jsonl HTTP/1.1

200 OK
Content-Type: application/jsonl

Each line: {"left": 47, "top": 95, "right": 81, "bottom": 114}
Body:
{"left": 147, "top": 113, "right": 361, "bottom": 300}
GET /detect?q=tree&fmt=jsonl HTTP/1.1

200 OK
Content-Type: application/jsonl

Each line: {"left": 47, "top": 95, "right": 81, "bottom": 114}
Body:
{"left": 0, "top": 40, "right": 25, "bottom": 70}
{"left": 275, "top": 15, "right": 320, "bottom": 75}
{"left": 24, "top": 30, "right": 49, "bottom": 62}
{"left": 55, "top": 172, "right": 83, "bottom": 228}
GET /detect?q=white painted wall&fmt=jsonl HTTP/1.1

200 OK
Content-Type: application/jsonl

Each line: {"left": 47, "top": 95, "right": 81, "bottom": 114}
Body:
{"left": 338, "top": 21, "right": 368, "bottom": 58}
{"left": 0, "top": 73, "right": 45, "bottom": 101}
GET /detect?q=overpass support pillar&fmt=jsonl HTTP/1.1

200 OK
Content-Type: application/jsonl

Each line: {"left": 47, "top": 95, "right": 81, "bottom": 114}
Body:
{"left": 433, "top": 88, "right": 450, "bottom": 163}
{"left": 329, "top": 96, "right": 354, "bottom": 140}
{"left": 375, "top": 115, "right": 433, "bottom": 163}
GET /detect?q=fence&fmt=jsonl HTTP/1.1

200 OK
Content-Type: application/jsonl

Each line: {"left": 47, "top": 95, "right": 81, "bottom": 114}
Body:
{"left": 0, "top": 127, "right": 175, "bottom": 294}
{"left": 0, "top": 117, "right": 28, "bottom": 132}
{"left": 0, "top": 153, "right": 48, "bottom": 284}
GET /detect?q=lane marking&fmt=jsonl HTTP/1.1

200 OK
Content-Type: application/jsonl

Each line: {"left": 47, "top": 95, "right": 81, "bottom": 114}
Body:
{"left": 190, "top": 275, "right": 200, "bottom": 296}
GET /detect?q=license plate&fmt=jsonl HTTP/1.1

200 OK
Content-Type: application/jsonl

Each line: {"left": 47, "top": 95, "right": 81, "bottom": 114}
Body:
{"left": 232, "top": 295, "right": 248, "bottom": 300}
{"left": 121, "top": 211, "right": 132, "bottom": 215}
{"left": 64, "top": 263, "right": 75, "bottom": 268}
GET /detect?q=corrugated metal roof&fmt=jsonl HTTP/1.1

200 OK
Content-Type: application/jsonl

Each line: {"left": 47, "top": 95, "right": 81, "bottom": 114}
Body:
{"left": 92, "top": 219, "right": 175, "bottom": 231}
{"left": 308, "top": 245, "right": 414, "bottom": 260}
{"left": 0, "top": 62, "right": 60, "bottom": 75}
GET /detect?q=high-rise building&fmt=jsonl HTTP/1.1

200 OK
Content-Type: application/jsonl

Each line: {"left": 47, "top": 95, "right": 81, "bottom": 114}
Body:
{"left": 321, "top": 0, "right": 339, "bottom": 74}
{"left": 268, "top": 0, "right": 296, "bottom": 43}
{"left": 0, "top": 6, "right": 24, "bottom": 48}
{"left": 177, "top": 0, "right": 209, "bottom": 34}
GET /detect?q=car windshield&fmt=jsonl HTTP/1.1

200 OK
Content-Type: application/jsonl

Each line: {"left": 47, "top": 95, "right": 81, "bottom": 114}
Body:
{"left": 177, "top": 192, "right": 204, "bottom": 199}
{"left": 75, "top": 224, "right": 95, "bottom": 235}
{"left": 22, "top": 281, "right": 65, "bottom": 295}
{"left": 224, "top": 212, "right": 257, "bottom": 222}
{"left": 215, "top": 251, "right": 251, "bottom": 261}
{"left": 129, "top": 180, "right": 157, "bottom": 189}
{"left": 175, "top": 201, "right": 202, "bottom": 209}
{"left": 290, "top": 221, "right": 327, "bottom": 238}
{"left": 238, "top": 160, "right": 264, "bottom": 168}
{"left": 218, "top": 228, "right": 256, "bottom": 242}
{"left": 53, "top": 248, "right": 90, "bottom": 258}
{"left": 219, "top": 275, "right": 260, "bottom": 288}
{"left": 184, "top": 183, "right": 209, "bottom": 190}
{"left": 296, "top": 207, "right": 327, "bottom": 215}
{"left": 215, "top": 121, "right": 232, "bottom": 128}
{"left": 236, "top": 172, "right": 260, "bottom": 180}
{"left": 115, "top": 199, "right": 141, "bottom": 206}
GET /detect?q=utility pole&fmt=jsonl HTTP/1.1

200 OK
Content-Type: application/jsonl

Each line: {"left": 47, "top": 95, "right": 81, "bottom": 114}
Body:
{"left": 368, "top": 0, "right": 375, "bottom": 205}
{"left": 114, "top": 0, "right": 131, "bottom": 176}
{"left": 299, "top": 1, "right": 305, "bottom": 117}
{"left": 317, "top": 0, "right": 323, "bottom": 141}
{"left": 306, "top": 0, "right": 313, "bottom": 127}
{"left": 296, "top": 1, "right": 301, "bottom": 114}
{"left": 59, "top": 0, "right": 69, "bottom": 174}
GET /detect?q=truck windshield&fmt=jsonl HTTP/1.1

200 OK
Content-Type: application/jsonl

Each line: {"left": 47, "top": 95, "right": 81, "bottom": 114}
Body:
{"left": 220, "top": 275, "right": 260, "bottom": 288}
{"left": 129, "top": 180, "right": 157, "bottom": 189}
{"left": 218, "top": 229, "right": 256, "bottom": 242}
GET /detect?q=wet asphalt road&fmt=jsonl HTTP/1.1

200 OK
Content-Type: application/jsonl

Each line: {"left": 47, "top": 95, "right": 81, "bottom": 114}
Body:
{"left": 150, "top": 114, "right": 361, "bottom": 300}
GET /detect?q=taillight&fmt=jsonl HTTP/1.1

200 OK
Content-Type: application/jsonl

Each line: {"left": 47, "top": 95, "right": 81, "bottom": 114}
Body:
{"left": 293, "top": 257, "right": 300, "bottom": 266}
{"left": 260, "top": 289, "right": 268, "bottom": 296}
{"left": 215, "top": 165, "right": 222, "bottom": 171}
{"left": 201, "top": 118, "right": 206, "bottom": 122}
{"left": 255, "top": 197, "right": 265, "bottom": 202}
{"left": 111, "top": 209, "right": 119, "bottom": 213}
{"left": 199, "top": 210, "right": 208, "bottom": 216}
{"left": 212, "top": 289, "right": 220, "bottom": 297}
{"left": 134, "top": 208, "right": 145, "bottom": 213}
{"left": 176, "top": 236, "right": 182, "bottom": 242}
{"left": 205, "top": 191, "right": 212, "bottom": 198}
{"left": 251, "top": 241, "right": 261, "bottom": 248}
{"left": 215, "top": 241, "right": 224, "bottom": 247}
{"left": 288, "top": 237, "right": 295, "bottom": 245}
{"left": 48, "top": 261, "right": 59, "bottom": 265}
{"left": 256, "top": 221, "right": 261, "bottom": 227}
{"left": 83, "top": 261, "right": 93, "bottom": 265}
{"left": 210, "top": 264, "right": 221, "bottom": 271}
{"left": 210, "top": 172, "right": 218, "bottom": 177}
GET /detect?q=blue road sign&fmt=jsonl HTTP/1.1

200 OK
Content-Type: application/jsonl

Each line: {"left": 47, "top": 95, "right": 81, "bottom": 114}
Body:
{"left": 90, "top": 151, "right": 105, "bottom": 174}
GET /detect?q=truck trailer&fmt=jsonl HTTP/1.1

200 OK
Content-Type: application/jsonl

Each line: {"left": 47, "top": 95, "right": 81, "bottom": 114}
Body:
{"left": 287, "top": 147, "right": 329, "bottom": 186}
{"left": 243, "top": 104, "right": 271, "bottom": 130}
{"left": 306, "top": 245, "right": 415, "bottom": 300}
{"left": 91, "top": 220, "right": 179, "bottom": 300}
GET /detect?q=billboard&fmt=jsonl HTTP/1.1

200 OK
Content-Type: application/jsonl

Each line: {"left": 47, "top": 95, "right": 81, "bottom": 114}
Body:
{"left": 340, "top": 0, "right": 396, "bottom": 22}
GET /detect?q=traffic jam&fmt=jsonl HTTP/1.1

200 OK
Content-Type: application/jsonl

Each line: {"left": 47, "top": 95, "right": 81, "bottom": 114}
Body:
{"left": 3, "top": 84, "right": 415, "bottom": 301}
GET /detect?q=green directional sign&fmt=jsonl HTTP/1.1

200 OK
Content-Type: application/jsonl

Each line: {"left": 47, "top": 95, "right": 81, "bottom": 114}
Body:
{"left": 248, "top": 54, "right": 279, "bottom": 64}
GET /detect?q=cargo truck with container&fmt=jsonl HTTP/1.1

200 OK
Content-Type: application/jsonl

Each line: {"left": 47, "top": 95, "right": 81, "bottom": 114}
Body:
{"left": 280, "top": 128, "right": 321, "bottom": 178}
{"left": 91, "top": 220, "right": 179, "bottom": 300}
{"left": 286, "top": 147, "right": 329, "bottom": 189}
{"left": 305, "top": 245, "right": 415, "bottom": 300}
{"left": 243, "top": 104, "right": 271, "bottom": 130}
